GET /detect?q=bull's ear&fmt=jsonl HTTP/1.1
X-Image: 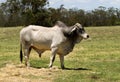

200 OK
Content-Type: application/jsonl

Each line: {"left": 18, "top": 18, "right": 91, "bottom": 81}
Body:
{"left": 70, "top": 26, "right": 77, "bottom": 33}
{"left": 69, "top": 27, "right": 77, "bottom": 35}
{"left": 70, "top": 23, "right": 80, "bottom": 33}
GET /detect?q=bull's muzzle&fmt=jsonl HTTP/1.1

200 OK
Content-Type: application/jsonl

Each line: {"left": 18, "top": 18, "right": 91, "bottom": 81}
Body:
{"left": 82, "top": 33, "right": 89, "bottom": 39}
{"left": 87, "top": 35, "right": 89, "bottom": 38}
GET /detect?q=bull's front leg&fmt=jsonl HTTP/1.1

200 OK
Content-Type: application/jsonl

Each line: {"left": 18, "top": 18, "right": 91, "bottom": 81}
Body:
{"left": 59, "top": 55, "right": 65, "bottom": 69}
{"left": 49, "top": 47, "right": 58, "bottom": 68}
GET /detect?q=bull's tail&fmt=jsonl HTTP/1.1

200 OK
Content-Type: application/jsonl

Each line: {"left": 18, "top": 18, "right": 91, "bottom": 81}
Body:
{"left": 20, "top": 43, "right": 23, "bottom": 63}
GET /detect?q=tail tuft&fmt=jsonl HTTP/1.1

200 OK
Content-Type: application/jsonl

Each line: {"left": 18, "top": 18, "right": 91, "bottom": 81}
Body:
{"left": 20, "top": 44, "right": 23, "bottom": 63}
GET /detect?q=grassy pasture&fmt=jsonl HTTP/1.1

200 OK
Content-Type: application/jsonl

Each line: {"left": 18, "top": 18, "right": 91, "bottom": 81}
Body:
{"left": 0, "top": 26, "right": 120, "bottom": 82}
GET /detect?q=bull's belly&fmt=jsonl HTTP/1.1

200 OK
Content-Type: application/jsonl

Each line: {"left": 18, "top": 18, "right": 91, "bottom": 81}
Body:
{"left": 31, "top": 42, "right": 51, "bottom": 51}
{"left": 31, "top": 41, "right": 74, "bottom": 56}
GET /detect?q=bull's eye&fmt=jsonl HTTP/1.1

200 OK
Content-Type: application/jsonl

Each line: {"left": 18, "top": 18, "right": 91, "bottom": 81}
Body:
{"left": 78, "top": 28, "right": 85, "bottom": 33}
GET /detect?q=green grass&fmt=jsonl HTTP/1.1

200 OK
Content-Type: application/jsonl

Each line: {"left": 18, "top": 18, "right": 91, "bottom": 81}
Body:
{"left": 0, "top": 27, "right": 21, "bottom": 67}
{"left": 0, "top": 26, "right": 120, "bottom": 82}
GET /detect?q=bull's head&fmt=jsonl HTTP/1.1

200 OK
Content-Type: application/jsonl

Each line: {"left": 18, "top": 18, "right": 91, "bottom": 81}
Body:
{"left": 71, "top": 23, "right": 89, "bottom": 41}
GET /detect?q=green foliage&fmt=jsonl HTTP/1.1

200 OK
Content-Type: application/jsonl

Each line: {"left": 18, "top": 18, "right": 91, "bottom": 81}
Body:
{"left": 20, "top": 0, "right": 50, "bottom": 26}
{"left": 0, "top": 0, "right": 120, "bottom": 27}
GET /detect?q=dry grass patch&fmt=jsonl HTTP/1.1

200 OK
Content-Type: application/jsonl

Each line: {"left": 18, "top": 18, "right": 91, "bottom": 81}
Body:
{"left": 0, "top": 63, "right": 60, "bottom": 82}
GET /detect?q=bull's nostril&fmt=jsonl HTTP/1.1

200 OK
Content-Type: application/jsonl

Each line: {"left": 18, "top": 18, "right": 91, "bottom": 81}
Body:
{"left": 87, "top": 35, "right": 89, "bottom": 38}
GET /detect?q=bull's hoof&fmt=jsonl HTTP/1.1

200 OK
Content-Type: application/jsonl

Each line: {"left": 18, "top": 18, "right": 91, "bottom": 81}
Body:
{"left": 39, "top": 54, "right": 41, "bottom": 58}
{"left": 49, "top": 65, "right": 52, "bottom": 68}
{"left": 25, "top": 62, "right": 30, "bottom": 68}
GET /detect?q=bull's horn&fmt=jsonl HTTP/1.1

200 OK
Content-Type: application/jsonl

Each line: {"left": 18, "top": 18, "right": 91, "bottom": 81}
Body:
{"left": 75, "top": 23, "right": 81, "bottom": 27}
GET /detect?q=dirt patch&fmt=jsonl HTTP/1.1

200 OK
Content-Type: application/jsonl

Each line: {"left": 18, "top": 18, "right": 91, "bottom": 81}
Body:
{"left": 0, "top": 63, "right": 60, "bottom": 82}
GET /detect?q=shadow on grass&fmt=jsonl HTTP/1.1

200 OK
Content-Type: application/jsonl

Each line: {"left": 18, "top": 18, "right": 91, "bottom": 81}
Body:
{"left": 63, "top": 67, "right": 92, "bottom": 71}
{"left": 31, "top": 65, "right": 48, "bottom": 69}
{"left": 32, "top": 66, "right": 91, "bottom": 71}
{"left": 30, "top": 65, "right": 91, "bottom": 71}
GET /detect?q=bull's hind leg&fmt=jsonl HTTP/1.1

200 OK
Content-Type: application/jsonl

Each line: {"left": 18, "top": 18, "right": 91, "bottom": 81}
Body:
{"left": 23, "top": 46, "right": 31, "bottom": 67}
{"left": 49, "top": 47, "right": 58, "bottom": 68}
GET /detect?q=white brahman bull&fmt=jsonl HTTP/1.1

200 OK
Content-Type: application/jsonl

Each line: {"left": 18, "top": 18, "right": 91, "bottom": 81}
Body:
{"left": 20, "top": 21, "right": 89, "bottom": 69}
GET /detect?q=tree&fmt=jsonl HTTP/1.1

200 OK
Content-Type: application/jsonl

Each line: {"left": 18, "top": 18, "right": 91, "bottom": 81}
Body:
{"left": 0, "top": 0, "right": 22, "bottom": 26}
{"left": 21, "top": 0, "right": 49, "bottom": 26}
{"left": 0, "top": 8, "right": 6, "bottom": 26}
{"left": 116, "top": 8, "right": 120, "bottom": 25}
{"left": 107, "top": 7, "right": 117, "bottom": 25}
